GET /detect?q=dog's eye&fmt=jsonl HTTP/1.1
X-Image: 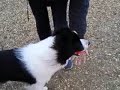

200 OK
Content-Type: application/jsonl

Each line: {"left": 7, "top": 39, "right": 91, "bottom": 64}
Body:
{"left": 72, "top": 31, "right": 78, "bottom": 35}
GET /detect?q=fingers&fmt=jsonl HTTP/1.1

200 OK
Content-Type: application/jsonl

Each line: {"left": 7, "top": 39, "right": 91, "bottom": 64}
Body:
{"left": 74, "top": 53, "right": 87, "bottom": 65}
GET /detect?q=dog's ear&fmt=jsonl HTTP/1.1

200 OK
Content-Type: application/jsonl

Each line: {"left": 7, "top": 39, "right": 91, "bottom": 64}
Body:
{"left": 53, "top": 28, "right": 74, "bottom": 43}
{"left": 53, "top": 28, "right": 81, "bottom": 42}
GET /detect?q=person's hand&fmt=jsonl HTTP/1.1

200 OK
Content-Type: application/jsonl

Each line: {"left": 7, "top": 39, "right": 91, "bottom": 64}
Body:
{"left": 73, "top": 50, "right": 89, "bottom": 65}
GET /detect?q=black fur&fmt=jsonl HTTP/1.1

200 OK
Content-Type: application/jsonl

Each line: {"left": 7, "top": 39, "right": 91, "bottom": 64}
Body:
{"left": 0, "top": 49, "right": 36, "bottom": 84}
{"left": 52, "top": 28, "right": 84, "bottom": 65}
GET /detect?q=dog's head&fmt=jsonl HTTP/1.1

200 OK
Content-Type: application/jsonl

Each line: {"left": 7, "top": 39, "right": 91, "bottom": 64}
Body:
{"left": 52, "top": 28, "right": 89, "bottom": 65}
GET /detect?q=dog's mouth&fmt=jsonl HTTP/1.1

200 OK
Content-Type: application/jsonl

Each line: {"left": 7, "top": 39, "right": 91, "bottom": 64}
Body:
{"left": 75, "top": 39, "right": 90, "bottom": 56}
{"left": 74, "top": 50, "right": 89, "bottom": 56}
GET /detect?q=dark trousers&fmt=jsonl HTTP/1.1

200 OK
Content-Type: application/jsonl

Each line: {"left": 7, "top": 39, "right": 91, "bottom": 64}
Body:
{"left": 28, "top": 0, "right": 90, "bottom": 40}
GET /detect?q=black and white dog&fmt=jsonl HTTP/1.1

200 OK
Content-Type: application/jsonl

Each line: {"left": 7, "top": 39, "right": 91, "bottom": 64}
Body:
{"left": 0, "top": 28, "right": 89, "bottom": 90}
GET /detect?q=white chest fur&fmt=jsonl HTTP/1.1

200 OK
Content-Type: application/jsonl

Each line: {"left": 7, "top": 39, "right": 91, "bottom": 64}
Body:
{"left": 16, "top": 37, "right": 64, "bottom": 90}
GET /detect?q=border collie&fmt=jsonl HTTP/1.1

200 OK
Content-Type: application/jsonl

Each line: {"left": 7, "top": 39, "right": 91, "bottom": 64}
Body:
{"left": 0, "top": 28, "right": 89, "bottom": 90}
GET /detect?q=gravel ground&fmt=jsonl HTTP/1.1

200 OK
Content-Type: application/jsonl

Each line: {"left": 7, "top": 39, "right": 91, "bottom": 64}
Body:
{"left": 0, "top": 0, "right": 120, "bottom": 90}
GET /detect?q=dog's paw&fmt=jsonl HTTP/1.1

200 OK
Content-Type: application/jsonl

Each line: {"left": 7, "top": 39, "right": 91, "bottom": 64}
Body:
{"left": 24, "top": 86, "right": 33, "bottom": 90}
{"left": 24, "top": 85, "right": 38, "bottom": 90}
{"left": 25, "top": 85, "right": 48, "bottom": 90}
{"left": 44, "top": 86, "right": 48, "bottom": 90}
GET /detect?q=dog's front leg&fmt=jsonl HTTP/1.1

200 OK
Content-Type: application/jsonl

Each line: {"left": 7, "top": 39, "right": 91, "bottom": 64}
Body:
{"left": 25, "top": 82, "right": 48, "bottom": 90}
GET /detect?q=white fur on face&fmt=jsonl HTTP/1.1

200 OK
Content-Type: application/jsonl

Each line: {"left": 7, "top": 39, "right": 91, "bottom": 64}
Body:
{"left": 80, "top": 39, "right": 89, "bottom": 50}
{"left": 16, "top": 36, "right": 65, "bottom": 90}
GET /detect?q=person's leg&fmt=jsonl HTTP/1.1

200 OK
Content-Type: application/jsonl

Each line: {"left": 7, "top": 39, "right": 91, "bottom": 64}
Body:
{"left": 51, "top": 0, "right": 68, "bottom": 30}
{"left": 69, "top": 0, "right": 90, "bottom": 38}
{"left": 28, "top": 0, "right": 51, "bottom": 40}
{"left": 65, "top": 0, "right": 90, "bottom": 69}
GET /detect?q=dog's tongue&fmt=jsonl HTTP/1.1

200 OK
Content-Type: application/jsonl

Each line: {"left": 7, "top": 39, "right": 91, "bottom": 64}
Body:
{"left": 75, "top": 50, "right": 89, "bottom": 56}
{"left": 74, "top": 50, "right": 89, "bottom": 65}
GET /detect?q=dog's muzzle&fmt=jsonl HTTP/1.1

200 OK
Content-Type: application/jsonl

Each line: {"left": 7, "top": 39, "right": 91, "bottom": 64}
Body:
{"left": 74, "top": 50, "right": 89, "bottom": 56}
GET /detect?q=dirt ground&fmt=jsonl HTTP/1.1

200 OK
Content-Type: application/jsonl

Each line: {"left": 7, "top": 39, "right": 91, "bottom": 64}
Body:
{"left": 0, "top": 0, "right": 120, "bottom": 90}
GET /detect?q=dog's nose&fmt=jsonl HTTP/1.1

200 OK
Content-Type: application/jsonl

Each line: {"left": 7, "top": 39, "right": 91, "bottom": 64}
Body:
{"left": 88, "top": 41, "right": 90, "bottom": 45}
